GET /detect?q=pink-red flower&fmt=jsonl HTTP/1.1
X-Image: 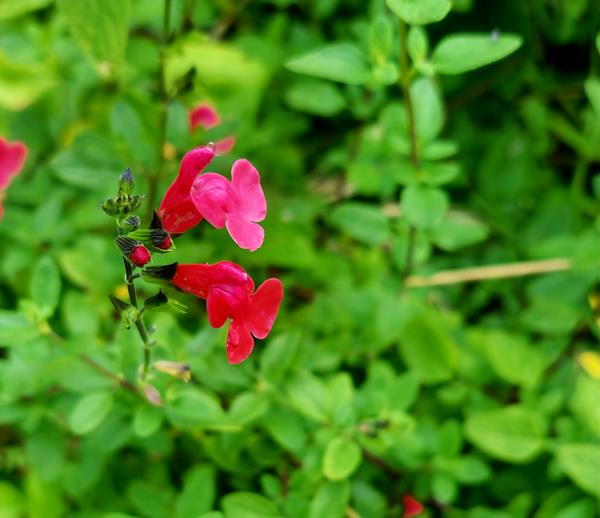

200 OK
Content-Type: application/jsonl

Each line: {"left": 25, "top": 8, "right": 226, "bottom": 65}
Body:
{"left": 188, "top": 103, "right": 235, "bottom": 154}
{"left": 402, "top": 495, "right": 424, "bottom": 518}
{"left": 144, "top": 262, "right": 283, "bottom": 364}
{"left": 158, "top": 145, "right": 216, "bottom": 234}
{"left": 0, "top": 137, "right": 27, "bottom": 219}
{"left": 191, "top": 159, "right": 266, "bottom": 251}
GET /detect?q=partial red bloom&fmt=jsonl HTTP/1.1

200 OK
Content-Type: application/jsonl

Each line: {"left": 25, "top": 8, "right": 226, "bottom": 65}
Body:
{"left": 215, "top": 135, "right": 236, "bottom": 154}
{"left": 156, "top": 235, "right": 173, "bottom": 250}
{"left": 191, "top": 159, "right": 266, "bottom": 251}
{"left": 149, "top": 262, "right": 283, "bottom": 364}
{"left": 0, "top": 137, "right": 27, "bottom": 219}
{"left": 129, "top": 245, "right": 152, "bottom": 267}
{"left": 402, "top": 495, "right": 424, "bottom": 518}
{"left": 157, "top": 145, "right": 215, "bottom": 234}
{"left": 189, "top": 103, "right": 221, "bottom": 132}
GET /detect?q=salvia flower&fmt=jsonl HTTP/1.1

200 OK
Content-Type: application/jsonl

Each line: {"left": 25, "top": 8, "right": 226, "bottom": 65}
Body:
{"left": 0, "top": 137, "right": 27, "bottom": 219}
{"left": 115, "top": 236, "right": 152, "bottom": 267}
{"left": 191, "top": 159, "right": 266, "bottom": 251}
{"left": 402, "top": 495, "right": 424, "bottom": 518}
{"left": 189, "top": 103, "right": 236, "bottom": 154}
{"left": 143, "top": 262, "right": 283, "bottom": 364}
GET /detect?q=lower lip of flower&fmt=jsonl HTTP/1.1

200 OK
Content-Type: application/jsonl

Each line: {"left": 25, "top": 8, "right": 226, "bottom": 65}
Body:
{"left": 130, "top": 245, "right": 151, "bottom": 266}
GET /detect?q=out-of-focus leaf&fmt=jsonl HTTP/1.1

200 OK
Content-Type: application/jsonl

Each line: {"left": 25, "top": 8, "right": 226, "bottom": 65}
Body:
{"left": 176, "top": 466, "right": 216, "bottom": 518}
{"left": 30, "top": 256, "right": 61, "bottom": 318}
{"left": 222, "top": 492, "right": 280, "bottom": 518}
{"left": 431, "top": 211, "right": 489, "bottom": 250}
{"left": 401, "top": 185, "right": 448, "bottom": 229}
{"left": 0, "top": 51, "right": 53, "bottom": 110}
{"left": 285, "top": 79, "right": 346, "bottom": 116}
{"left": 556, "top": 443, "right": 600, "bottom": 498}
{"left": 330, "top": 203, "right": 390, "bottom": 245}
{"left": 0, "top": 0, "right": 52, "bottom": 19}
{"left": 323, "top": 436, "right": 362, "bottom": 480}
{"left": 69, "top": 391, "right": 114, "bottom": 435}
{"left": 386, "top": 0, "right": 451, "bottom": 25}
{"left": 431, "top": 33, "right": 522, "bottom": 74}
{"left": 309, "top": 481, "right": 350, "bottom": 518}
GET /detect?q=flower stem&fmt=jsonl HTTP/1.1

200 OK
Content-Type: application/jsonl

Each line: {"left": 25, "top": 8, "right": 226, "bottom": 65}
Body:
{"left": 398, "top": 19, "right": 419, "bottom": 279}
{"left": 146, "top": 0, "right": 172, "bottom": 219}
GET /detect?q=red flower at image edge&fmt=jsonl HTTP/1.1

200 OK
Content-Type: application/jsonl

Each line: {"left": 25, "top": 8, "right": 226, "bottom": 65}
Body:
{"left": 144, "top": 262, "right": 283, "bottom": 364}
{"left": 402, "top": 495, "right": 424, "bottom": 518}
{"left": 0, "top": 137, "right": 27, "bottom": 219}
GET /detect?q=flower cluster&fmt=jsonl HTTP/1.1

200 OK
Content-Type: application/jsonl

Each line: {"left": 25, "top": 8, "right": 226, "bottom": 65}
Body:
{"left": 0, "top": 137, "right": 27, "bottom": 219}
{"left": 110, "top": 144, "right": 283, "bottom": 365}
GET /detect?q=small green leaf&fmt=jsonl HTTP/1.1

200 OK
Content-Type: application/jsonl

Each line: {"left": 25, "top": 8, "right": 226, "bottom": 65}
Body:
{"left": 285, "top": 79, "right": 346, "bottom": 116}
{"left": 330, "top": 203, "right": 390, "bottom": 245}
{"left": 56, "top": 0, "right": 132, "bottom": 78}
{"left": 30, "top": 256, "right": 61, "bottom": 318}
{"left": 228, "top": 392, "right": 270, "bottom": 426}
{"left": 386, "top": 0, "right": 451, "bottom": 25}
{"left": 69, "top": 391, "right": 114, "bottom": 435}
{"left": 431, "top": 33, "right": 522, "bottom": 74}
{"left": 0, "top": 311, "right": 39, "bottom": 345}
{"left": 0, "top": 0, "right": 52, "bottom": 19}
{"left": 286, "top": 43, "right": 370, "bottom": 85}
{"left": 431, "top": 211, "right": 489, "bottom": 251}
{"left": 323, "top": 437, "right": 362, "bottom": 480}
{"left": 401, "top": 185, "right": 448, "bottom": 228}
{"left": 222, "top": 492, "right": 279, "bottom": 518}
{"left": 0, "top": 482, "right": 25, "bottom": 518}
{"left": 166, "top": 388, "right": 229, "bottom": 430}
{"left": 309, "top": 481, "right": 350, "bottom": 518}
{"left": 0, "top": 51, "right": 54, "bottom": 110}
{"left": 556, "top": 443, "right": 600, "bottom": 498}
{"left": 132, "top": 404, "right": 162, "bottom": 438}
{"left": 411, "top": 77, "right": 444, "bottom": 142}
{"left": 465, "top": 406, "right": 544, "bottom": 463}
{"left": 176, "top": 466, "right": 216, "bottom": 518}
{"left": 408, "top": 26, "right": 429, "bottom": 63}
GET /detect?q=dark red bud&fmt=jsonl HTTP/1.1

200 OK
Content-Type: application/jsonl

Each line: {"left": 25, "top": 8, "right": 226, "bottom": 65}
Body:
{"left": 156, "top": 235, "right": 173, "bottom": 250}
{"left": 129, "top": 245, "right": 151, "bottom": 267}
{"left": 402, "top": 495, "right": 424, "bottom": 518}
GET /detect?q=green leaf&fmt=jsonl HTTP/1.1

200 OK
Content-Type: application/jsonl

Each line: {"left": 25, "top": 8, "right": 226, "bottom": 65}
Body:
{"left": 228, "top": 392, "right": 270, "bottom": 425}
{"left": 0, "top": 0, "right": 52, "bottom": 19}
{"left": 56, "top": 0, "right": 132, "bottom": 78}
{"left": 431, "top": 211, "right": 489, "bottom": 251}
{"left": 176, "top": 466, "right": 216, "bottom": 518}
{"left": 330, "top": 203, "right": 390, "bottom": 245}
{"left": 286, "top": 43, "right": 370, "bottom": 85}
{"left": 431, "top": 472, "right": 457, "bottom": 503}
{"left": 222, "top": 492, "right": 279, "bottom": 518}
{"left": 166, "top": 387, "right": 229, "bottom": 430}
{"left": 401, "top": 185, "right": 448, "bottom": 229}
{"left": 431, "top": 33, "right": 523, "bottom": 74}
{"left": 309, "top": 481, "right": 350, "bottom": 518}
{"left": 398, "top": 311, "right": 458, "bottom": 383}
{"left": 0, "top": 311, "right": 39, "bottom": 345}
{"left": 25, "top": 423, "right": 66, "bottom": 482}
{"left": 556, "top": 443, "right": 600, "bottom": 498}
{"left": 465, "top": 406, "right": 544, "bottom": 463}
{"left": 0, "top": 51, "right": 54, "bottom": 110}
{"left": 128, "top": 481, "right": 173, "bottom": 518}
{"left": 132, "top": 404, "right": 162, "bottom": 438}
{"left": 323, "top": 437, "right": 362, "bottom": 480}
{"left": 69, "top": 391, "right": 114, "bottom": 435}
{"left": 386, "top": 0, "right": 451, "bottom": 25}
{"left": 286, "top": 370, "right": 330, "bottom": 423}
{"left": 411, "top": 77, "right": 444, "bottom": 142}
{"left": 408, "top": 27, "right": 429, "bottom": 63}
{"left": 285, "top": 79, "right": 346, "bottom": 116}
{"left": 30, "top": 256, "right": 61, "bottom": 318}
{"left": 0, "top": 482, "right": 24, "bottom": 518}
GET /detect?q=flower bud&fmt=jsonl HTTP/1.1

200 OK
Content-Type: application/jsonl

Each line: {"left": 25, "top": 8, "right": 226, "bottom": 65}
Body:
{"left": 127, "top": 229, "right": 175, "bottom": 253}
{"left": 154, "top": 360, "right": 191, "bottom": 382}
{"left": 143, "top": 384, "right": 163, "bottom": 406}
{"left": 115, "top": 236, "right": 152, "bottom": 267}
{"left": 119, "top": 215, "right": 141, "bottom": 232}
{"left": 118, "top": 168, "right": 135, "bottom": 195}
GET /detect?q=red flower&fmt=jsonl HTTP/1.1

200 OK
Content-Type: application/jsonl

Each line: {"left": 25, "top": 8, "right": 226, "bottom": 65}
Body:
{"left": 129, "top": 245, "right": 152, "bottom": 267}
{"left": 189, "top": 103, "right": 221, "bottom": 131}
{"left": 402, "top": 495, "right": 424, "bottom": 518}
{"left": 144, "top": 262, "right": 283, "bottom": 364}
{"left": 157, "top": 145, "right": 215, "bottom": 234}
{"left": 191, "top": 159, "right": 266, "bottom": 251}
{"left": 0, "top": 137, "right": 27, "bottom": 219}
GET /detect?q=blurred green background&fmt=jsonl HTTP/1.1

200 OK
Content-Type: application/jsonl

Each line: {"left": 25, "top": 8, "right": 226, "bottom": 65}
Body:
{"left": 1, "top": 0, "right": 600, "bottom": 517}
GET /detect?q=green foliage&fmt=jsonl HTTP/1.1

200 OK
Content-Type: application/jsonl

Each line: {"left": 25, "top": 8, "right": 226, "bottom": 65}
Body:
{"left": 1, "top": 0, "right": 600, "bottom": 516}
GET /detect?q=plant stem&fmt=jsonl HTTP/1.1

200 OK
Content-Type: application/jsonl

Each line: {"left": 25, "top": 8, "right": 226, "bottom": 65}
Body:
{"left": 398, "top": 19, "right": 419, "bottom": 279}
{"left": 146, "top": 0, "right": 172, "bottom": 219}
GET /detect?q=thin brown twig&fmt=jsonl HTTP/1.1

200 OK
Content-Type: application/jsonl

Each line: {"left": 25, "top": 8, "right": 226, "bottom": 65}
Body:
{"left": 405, "top": 258, "right": 572, "bottom": 287}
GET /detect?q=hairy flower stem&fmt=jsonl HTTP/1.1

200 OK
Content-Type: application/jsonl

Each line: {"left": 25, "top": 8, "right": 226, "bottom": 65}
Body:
{"left": 146, "top": 0, "right": 172, "bottom": 219}
{"left": 398, "top": 19, "right": 419, "bottom": 279}
{"left": 119, "top": 229, "right": 154, "bottom": 383}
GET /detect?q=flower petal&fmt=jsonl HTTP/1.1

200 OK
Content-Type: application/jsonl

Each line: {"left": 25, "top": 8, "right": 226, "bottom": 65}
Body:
{"left": 231, "top": 159, "right": 266, "bottom": 222}
{"left": 226, "top": 321, "right": 254, "bottom": 364}
{"left": 0, "top": 138, "right": 27, "bottom": 191}
{"left": 189, "top": 103, "right": 220, "bottom": 132}
{"left": 158, "top": 146, "right": 215, "bottom": 234}
{"left": 215, "top": 136, "right": 236, "bottom": 154}
{"left": 248, "top": 278, "right": 283, "bottom": 339}
{"left": 191, "top": 172, "right": 231, "bottom": 228}
{"left": 206, "top": 288, "right": 232, "bottom": 328}
{"left": 225, "top": 212, "right": 265, "bottom": 251}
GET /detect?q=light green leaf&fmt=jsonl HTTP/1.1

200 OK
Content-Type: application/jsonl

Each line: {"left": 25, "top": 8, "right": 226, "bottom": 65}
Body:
{"left": 0, "top": 0, "right": 52, "bottom": 19}
{"left": 0, "top": 51, "right": 53, "bottom": 110}
{"left": 431, "top": 211, "right": 489, "bottom": 251}
{"left": 176, "top": 466, "right": 216, "bottom": 518}
{"left": 401, "top": 185, "right": 448, "bottom": 228}
{"left": 323, "top": 437, "right": 362, "bottom": 480}
{"left": 222, "top": 492, "right": 279, "bottom": 518}
{"left": 465, "top": 406, "right": 544, "bottom": 463}
{"left": 30, "top": 256, "right": 61, "bottom": 318}
{"left": 408, "top": 26, "right": 429, "bottom": 63}
{"left": 386, "top": 0, "right": 451, "bottom": 25}
{"left": 309, "top": 481, "right": 350, "bottom": 518}
{"left": 286, "top": 370, "right": 330, "bottom": 423}
{"left": 228, "top": 392, "right": 270, "bottom": 426}
{"left": 286, "top": 43, "right": 370, "bottom": 85}
{"left": 69, "top": 391, "right": 114, "bottom": 435}
{"left": 285, "top": 79, "right": 346, "bottom": 116}
{"left": 431, "top": 33, "right": 523, "bottom": 74}
{"left": 56, "top": 0, "right": 132, "bottom": 78}
{"left": 132, "top": 404, "right": 162, "bottom": 438}
{"left": 330, "top": 203, "right": 390, "bottom": 245}
{"left": 556, "top": 444, "right": 600, "bottom": 498}
{"left": 398, "top": 311, "right": 458, "bottom": 383}
{"left": 0, "top": 482, "right": 24, "bottom": 518}
{"left": 0, "top": 311, "right": 39, "bottom": 345}
{"left": 166, "top": 388, "right": 229, "bottom": 430}
{"left": 411, "top": 77, "right": 444, "bottom": 142}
